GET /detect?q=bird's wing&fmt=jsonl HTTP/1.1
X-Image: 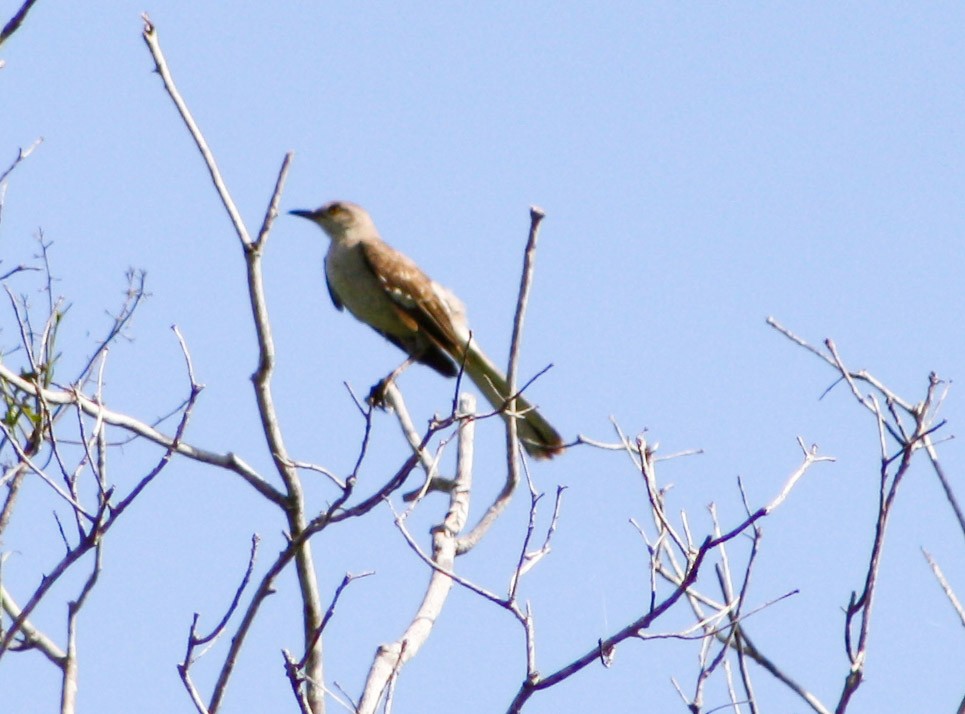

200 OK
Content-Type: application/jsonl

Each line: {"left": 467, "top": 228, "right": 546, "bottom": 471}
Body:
{"left": 360, "top": 239, "right": 464, "bottom": 354}
{"left": 325, "top": 273, "right": 344, "bottom": 311}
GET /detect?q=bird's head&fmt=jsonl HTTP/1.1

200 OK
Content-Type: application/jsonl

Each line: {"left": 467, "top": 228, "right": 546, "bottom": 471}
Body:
{"left": 289, "top": 201, "right": 375, "bottom": 241}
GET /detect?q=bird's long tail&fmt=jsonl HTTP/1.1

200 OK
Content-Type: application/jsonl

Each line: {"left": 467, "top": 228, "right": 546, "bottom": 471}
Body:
{"left": 461, "top": 344, "right": 564, "bottom": 458}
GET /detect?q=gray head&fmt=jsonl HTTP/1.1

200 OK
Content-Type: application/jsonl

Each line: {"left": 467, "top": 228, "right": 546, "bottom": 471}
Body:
{"left": 289, "top": 200, "right": 377, "bottom": 241}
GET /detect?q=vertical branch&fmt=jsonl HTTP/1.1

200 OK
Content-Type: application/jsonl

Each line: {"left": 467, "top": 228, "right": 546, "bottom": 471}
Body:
{"left": 456, "top": 207, "right": 547, "bottom": 554}
{"left": 142, "top": 18, "right": 324, "bottom": 711}
{"left": 767, "top": 321, "right": 948, "bottom": 714}
{"left": 241, "top": 156, "right": 326, "bottom": 713}
{"left": 61, "top": 542, "right": 103, "bottom": 714}
{"left": 360, "top": 394, "right": 477, "bottom": 713}
{"left": 0, "top": 463, "right": 28, "bottom": 535}
{"left": 504, "top": 206, "right": 546, "bottom": 464}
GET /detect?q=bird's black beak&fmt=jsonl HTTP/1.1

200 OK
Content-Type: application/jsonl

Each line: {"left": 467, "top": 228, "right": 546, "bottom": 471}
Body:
{"left": 289, "top": 209, "right": 315, "bottom": 220}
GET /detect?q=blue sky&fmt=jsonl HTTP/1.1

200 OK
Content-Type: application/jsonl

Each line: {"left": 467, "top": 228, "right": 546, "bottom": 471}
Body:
{"left": 2, "top": 3, "right": 963, "bottom": 713}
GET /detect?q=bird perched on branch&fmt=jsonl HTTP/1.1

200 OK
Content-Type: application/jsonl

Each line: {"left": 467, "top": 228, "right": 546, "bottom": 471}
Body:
{"left": 290, "top": 200, "right": 564, "bottom": 459}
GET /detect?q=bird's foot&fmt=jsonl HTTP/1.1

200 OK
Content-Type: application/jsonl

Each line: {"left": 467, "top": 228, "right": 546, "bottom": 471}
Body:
{"left": 367, "top": 377, "right": 392, "bottom": 408}
{"left": 367, "top": 357, "right": 414, "bottom": 408}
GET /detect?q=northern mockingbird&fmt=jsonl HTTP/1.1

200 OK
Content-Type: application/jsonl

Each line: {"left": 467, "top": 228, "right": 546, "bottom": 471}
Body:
{"left": 290, "top": 201, "right": 564, "bottom": 459}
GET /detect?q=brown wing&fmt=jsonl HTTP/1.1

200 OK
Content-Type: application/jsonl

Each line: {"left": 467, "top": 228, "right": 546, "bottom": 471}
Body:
{"left": 359, "top": 239, "right": 465, "bottom": 357}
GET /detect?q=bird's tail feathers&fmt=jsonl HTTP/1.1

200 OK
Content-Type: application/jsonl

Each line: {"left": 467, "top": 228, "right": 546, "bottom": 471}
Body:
{"left": 460, "top": 344, "right": 564, "bottom": 459}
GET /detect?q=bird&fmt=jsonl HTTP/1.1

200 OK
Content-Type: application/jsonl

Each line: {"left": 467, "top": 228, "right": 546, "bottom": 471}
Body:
{"left": 290, "top": 200, "right": 564, "bottom": 459}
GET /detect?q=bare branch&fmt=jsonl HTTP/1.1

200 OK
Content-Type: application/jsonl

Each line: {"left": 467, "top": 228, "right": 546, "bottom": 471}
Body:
{"left": 517, "top": 484, "right": 565, "bottom": 580}
{"left": 140, "top": 16, "right": 251, "bottom": 247}
{"left": 0, "top": 361, "right": 284, "bottom": 505}
{"left": 0, "top": 0, "right": 40, "bottom": 48}
{"left": 451, "top": 209, "right": 549, "bottom": 557}
{"left": 923, "top": 433, "right": 965, "bottom": 543}
{"left": 282, "top": 649, "right": 313, "bottom": 714}
{"left": 0, "top": 137, "right": 43, "bottom": 188}
{"left": 300, "top": 571, "right": 375, "bottom": 670}
{"left": 0, "top": 585, "right": 66, "bottom": 665}
{"left": 358, "top": 395, "right": 478, "bottom": 713}
{"left": 0, "top": 419, "right": 93, "bottom": 518}
{"left": 504, "top": 205, "right": 544, "bottom": 467}
{"left": 61, "top": 542, "right": 103, "bottom": 714}
{"left": 383, "top": 382, "right": 442, "bottom": 491}
{"left": 767, "top": 318, "right": 951, "bottom": 714}
{"left": 921, "top": 548, "right": 965, "bottom": 628}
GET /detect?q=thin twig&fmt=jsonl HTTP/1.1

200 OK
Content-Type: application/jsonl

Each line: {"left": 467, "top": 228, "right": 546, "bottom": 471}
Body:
{"left": 0, "top": 0, "right": 40, "bottom": 48}
{"left": 0, "top": 137, "right": 43, "bottom": 186}
{"left": 299, "top": 571, "right": 375, "bottom": 670}
{"left": 141, "top": 16, "right": 251, "bottom": 247}
{"left": 921, "top": 548, "right": 965, "bottom": 628}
